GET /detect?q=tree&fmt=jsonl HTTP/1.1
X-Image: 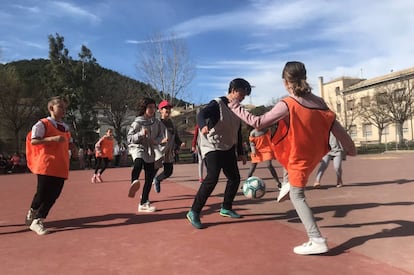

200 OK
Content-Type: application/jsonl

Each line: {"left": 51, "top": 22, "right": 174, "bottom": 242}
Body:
{"left": 95, "top": 70, "right": 143, "bottom": 145}
{"left": 375, "top": 81, "right": 414, "bottom": 145}
{"left": 0, "top": 66, "right": 43, "bottom": 152}
{"left": 360, "top": 94, "right": 392, "bottom": 144}
{"left": 47, "top": 34, "right": 100, "bottom": 147}
{"left": 136, "top": 33, "right": 195, "bottom": 106}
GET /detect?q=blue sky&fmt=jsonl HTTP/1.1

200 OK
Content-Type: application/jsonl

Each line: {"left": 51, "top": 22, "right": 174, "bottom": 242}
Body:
{"left": 1, "top": 0, "right": 414, "bottom": 106}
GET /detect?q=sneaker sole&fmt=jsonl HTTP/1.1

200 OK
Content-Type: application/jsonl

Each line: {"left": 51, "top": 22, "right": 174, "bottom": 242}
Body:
{"left": 29, "top": 226, "right": 49, "bottom": 235}
{"left": 293, "top": 246, "right": 329, "bottom": 255}
{"left": 219, "top": 212, "right": 241, "bottom": 218}
{"left": 128, "top": 181, "right": 140, "bottom": 198}
{"left": 138, "top": 208, "right": 156, "bottom": 213}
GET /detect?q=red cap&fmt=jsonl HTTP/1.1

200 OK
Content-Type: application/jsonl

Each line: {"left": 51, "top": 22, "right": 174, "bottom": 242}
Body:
{"left": 158, "top": 100, "right": 173, "bottom": 110}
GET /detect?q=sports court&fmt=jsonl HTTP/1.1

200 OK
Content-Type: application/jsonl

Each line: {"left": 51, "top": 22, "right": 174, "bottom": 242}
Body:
{"left": 1, "top": 151, "right": 413, "bottom": 274}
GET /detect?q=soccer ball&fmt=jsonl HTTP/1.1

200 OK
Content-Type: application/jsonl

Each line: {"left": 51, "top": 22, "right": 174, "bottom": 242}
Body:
{"left": 242, "top": 176, "right": 266, "bottom": 199}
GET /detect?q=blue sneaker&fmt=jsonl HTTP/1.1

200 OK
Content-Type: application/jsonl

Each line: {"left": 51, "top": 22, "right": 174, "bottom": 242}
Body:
{"left": 186, "top": 210, "right": 203, "bottom": 229}
{"left": 220, "top": 208, "right": 242, "bottom": 218}
{"left": 153, "top": 177, "right": 161, "bottom": 193}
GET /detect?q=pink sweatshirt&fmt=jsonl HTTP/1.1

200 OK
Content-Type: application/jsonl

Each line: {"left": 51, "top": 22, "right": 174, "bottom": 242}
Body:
{"left": 228, "top": 93, "right": 356, "bottom": 156}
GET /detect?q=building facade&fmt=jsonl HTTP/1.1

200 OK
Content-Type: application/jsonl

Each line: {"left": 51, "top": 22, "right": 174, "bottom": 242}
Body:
{"left": 318, "top": 67, "right": 414, "bottom": 146}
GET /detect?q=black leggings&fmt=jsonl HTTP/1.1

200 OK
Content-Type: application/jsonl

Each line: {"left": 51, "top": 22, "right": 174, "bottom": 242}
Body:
{"left": 94, "top": 157, "right": 109, "bottom": 175}
{"left": 191, "top": 147, "right": 240, "bottom": 213}
{"left": 131, "top": 158, "right": 155, "bottom": 205}
{"left": 154, "top": 162, "right": 174, "bottom": 182}
{"left": 30, "top": 174, "right": 65, "bottom": 219}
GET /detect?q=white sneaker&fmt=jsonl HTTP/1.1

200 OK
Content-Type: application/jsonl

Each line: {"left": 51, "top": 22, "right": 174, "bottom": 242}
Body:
{"left": 30, "top": 218, "right": 49, "bottom": 235}
{"left": 128, "top": 180, "right": 140, "bottom": 198}
{"left": 138, "top": 202, "right": 156, "bottom": 212}
{"left": 277, "top": 182, "right": 290, "bottom": 202}
{"left": 293, "top": 239, "right": 329, "bottom": 255}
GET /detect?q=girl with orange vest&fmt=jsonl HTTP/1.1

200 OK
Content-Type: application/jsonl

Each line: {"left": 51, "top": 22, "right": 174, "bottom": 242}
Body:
{"left": 91, "top": 128, "right": 114, "bottom": 183}
{"left": 25, "top": 96, "right": 72, "bottom": 235}
{"left": 247, "top": 127, "right": 282, "bottom": 189}
{"left": 229, "top": 61, "right": 356, "bottom": 255}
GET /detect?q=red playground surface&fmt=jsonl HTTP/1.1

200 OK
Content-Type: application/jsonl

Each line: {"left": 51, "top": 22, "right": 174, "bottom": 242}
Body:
{"left": 1, "top": 151, "right": 413, "bottom": 275}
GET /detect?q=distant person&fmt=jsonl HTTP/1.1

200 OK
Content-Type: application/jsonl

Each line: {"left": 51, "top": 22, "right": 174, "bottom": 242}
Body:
{"left": 86, "top": 147, "right": 94, "bottom": 169}
{"left": 127, "top": 98, "right": 166, "bottom": 212}
{"left": 78, "top": 146, "right": 85, "bottom": 170}
{"left": 228, "top": 61, "right": 356, "bottom": 255}
{"left": 247, "top": 127, "right": 282, "bottom": 189}
{"left": 25, "top": 96, "right": 72, "bottom": 235}
{"left": 153, "top": 100, "right": 185, "bottom": 193}
{"left": 314, "top": 132, "right": 346, "bottom": 188}
{"left": 113, "top": 142, "right": 120, "bottom": 167}
{"left": 9, "top": 153, "right": 21, "bottom": 173}
{"left": 191, "top": 124, "right": 206, "bottom": 183}
{"left": 186, "top": 78, "right": 249, "bottom": 229}
{"left": 91, "top": 128, "right": 114, "bottom": 183}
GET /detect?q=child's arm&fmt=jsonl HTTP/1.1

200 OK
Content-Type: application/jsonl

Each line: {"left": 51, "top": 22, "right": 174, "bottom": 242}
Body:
{"left": 331, "top": 120, "right": 357, "bottom": 156}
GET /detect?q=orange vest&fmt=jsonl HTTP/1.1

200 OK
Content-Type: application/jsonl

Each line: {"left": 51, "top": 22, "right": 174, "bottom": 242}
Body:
{"left": 271, "top": 97, "right": 335, "bottom": 187}
{"left": 96, "top": 137, "right": 114, "bottom": 160}
{"left": 26, "top": 118, "right": 71, "bottom": 179}
{"left": 249, "top": 130, "right": 275, "bottom": 163}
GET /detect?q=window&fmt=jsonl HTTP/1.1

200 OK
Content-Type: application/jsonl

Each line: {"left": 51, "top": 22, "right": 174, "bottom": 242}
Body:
{"left": 376, "top": 92, "right": 388, "bottom": 105}
{"left": 349, "top": 125, "right": 357, "bottom": 138}
{"left": 362, "top": 123, "right": 372, "bottom": 137}
{"left": 336, "top": 103, "right": 342, "bottom": 113}
{"left": 335, "top": 86, "right": 340, "bottom": 96}
{"left": 383, "top": 125, "right": 389, "bottom": 135}
{"left": 346, "top": 99, "right": 355, "bottom": 110}
{"left": 403, "top": 121, "right": 409, "bottom": 133}
{"left": 360, "top": 96, "right": 370, "bottom": 107}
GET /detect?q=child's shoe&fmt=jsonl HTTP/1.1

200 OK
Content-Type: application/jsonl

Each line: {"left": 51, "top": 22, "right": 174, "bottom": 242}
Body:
{"left": 293, "top": 238, "right": 329, "bottom": 255}
{"left": 25, "top": 208, "right": 37, "bottom": 226}
{"left": 96, "top": 174, "right": 103, "bottom": 183}
{"left": 91, "top": 175, "right": 97, "bottom": 183}
{"left": 30, "top": 218, "right": 49, "bottom": 235}
{"left": 128, "top": 180, "right": 140, "bottom": 198}
{"left": 138, "top": 201, "right": 156, "bottom": 212}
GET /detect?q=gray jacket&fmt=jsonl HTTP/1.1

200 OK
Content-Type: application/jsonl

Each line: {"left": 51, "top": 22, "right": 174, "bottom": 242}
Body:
{"left": 127, "top": 116, "right": 166, "bottom": 163}
{"left": 198, "top": 98, "right": 241, "bottom": 158}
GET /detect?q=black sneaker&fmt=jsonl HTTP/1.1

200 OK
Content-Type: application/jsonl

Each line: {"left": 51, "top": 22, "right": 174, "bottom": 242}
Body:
{"left": 153, "top": 177, "right": 161, "bottom": 193}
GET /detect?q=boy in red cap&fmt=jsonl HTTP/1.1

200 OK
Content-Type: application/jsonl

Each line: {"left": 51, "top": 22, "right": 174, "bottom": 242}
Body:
{"left": 153, "top": 100, "right": 185, "bottom": 193}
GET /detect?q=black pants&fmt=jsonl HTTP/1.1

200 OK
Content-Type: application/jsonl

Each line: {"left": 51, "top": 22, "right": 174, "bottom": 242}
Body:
{"left": 191, "top": 147, "right": 240, "bottom": 213}
{"left": 131, "top": 158, "right": 155, "bottom": 205}
{"left": 94, "top": 157, "right": 109, "bottom": 175}
{"left": 154, "top": 162, "right": 173, "bottom": 182}
{"left": 30, "top": 174, "right": 65, "bottom": 219}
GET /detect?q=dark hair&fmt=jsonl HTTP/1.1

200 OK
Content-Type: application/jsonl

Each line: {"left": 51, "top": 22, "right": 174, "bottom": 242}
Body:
{"left": 282, "top": 61, "right": 311, "bottom": 96}
{"left": 228, "top": 78, "right": 251, "bottom": 95}
{"left": 137, "top": 97, "right": 156, "bottom": 116}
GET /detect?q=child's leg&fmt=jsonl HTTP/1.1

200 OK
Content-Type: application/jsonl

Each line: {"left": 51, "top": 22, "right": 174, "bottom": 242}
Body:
{"left": 332, "top": 155, "right": 343, "bottom": 185}
{"left": 94, "top": 157, "right": 102, "bottom": 174}
{"left": 33, "top": 175, "right": 64, "bottom": 219}
{"left": 156, "top": 162, "right": 173, "bottom": 181}
{"left": 247, "top": 163, "right": 257, "bottom": 178}
{"left": 289, "top": 186, "right": 322, "bottom": 239}
{"left": 131, "top": 158, "right": 143, "bottom": 182}
{"left": 140, "top": 162, "right": 155, "bottom": 204}
{"left": 265, "top": 160, "right": 281, "bottom": 183}
{"left": 99, "top": 158, "right": 109, "bottom": 175}
{"left": 315, "top": 155, "right": 330, "bottom": 183}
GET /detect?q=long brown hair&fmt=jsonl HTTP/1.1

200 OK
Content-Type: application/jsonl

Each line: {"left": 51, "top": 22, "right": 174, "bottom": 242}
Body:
{"left": 282, "top": 61, "right": 311, "bottom": 97}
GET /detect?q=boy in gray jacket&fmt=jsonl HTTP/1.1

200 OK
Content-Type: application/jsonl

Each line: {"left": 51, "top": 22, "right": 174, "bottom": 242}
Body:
{"left": 153, "top": 100, "right": 185, "bottom": 193}
{"left": 186, "top": 78, "right": 249, "bottom": 229}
